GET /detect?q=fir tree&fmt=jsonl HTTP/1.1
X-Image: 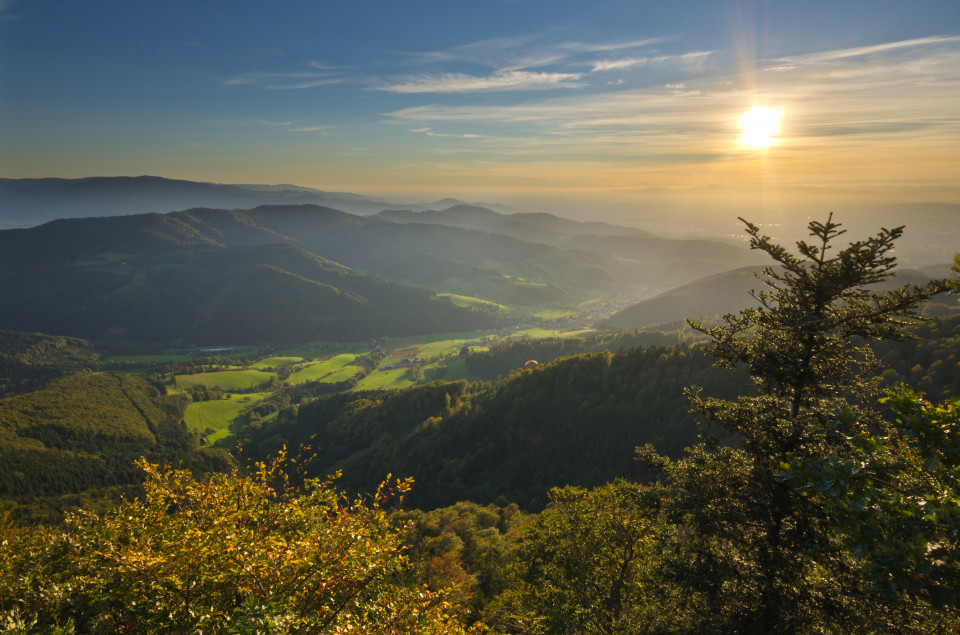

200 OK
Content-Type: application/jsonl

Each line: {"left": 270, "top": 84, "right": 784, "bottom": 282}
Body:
{"left": 641, "top": 215, "right": 951, "bottom": 632}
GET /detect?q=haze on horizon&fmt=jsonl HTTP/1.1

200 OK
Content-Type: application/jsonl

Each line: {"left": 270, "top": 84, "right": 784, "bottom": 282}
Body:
{"left": 1, "top": 0, "right": 959, "bottom": 219}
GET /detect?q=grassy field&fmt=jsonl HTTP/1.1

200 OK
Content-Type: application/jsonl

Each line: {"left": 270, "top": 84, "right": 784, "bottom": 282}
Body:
{"left": 287, "top": 354, "right": 358, "bottom": 384}
{"left": 251, "top": 356, "right": 304, "bottom": 370}
{"left": 183, "top": 392, "right": 270, "bottom": 445}
{"left": 175, "top": 369, "right": 276, "bottom": 391}
{"left": 168, "top": 326, "right": 587, "bottom": 403}
{"left": 353, "top": 367, "right": 416, "bottom": 391}
{"left": 505, "top": 327, "right": 565, "bottom": 339}
{"left": 184, "top": 399, "right": 247, "bottom": 444}
{"left": 316, "top": 365, "right": 359, "bottom": 384}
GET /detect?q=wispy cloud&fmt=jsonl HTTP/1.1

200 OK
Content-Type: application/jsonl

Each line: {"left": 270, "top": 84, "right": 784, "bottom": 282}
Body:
{"left": 781, "top": 35, "right": 960, "bottom": 65}
{"left": 285, "top": 125, "right": 333, "bottom": 133}
{"left": 591, "top": 51, "right": 713, "bottom": 73}
{"left": 223, "top": 71, "right": 344, "bottom": 90}
{"left": 592, "top": 58, "right": 649, "bottom": 72}
{"left": 559, "top": 37, "right": 671, "bottom": 53}
{"left": 375, "top": 70, "right": 583, "bottom": 93}
{"left": 396, "top": 35, "right": 671, "bottom": 72}
{"left": 408, "top": 127, "right": 484, "bottom": 138}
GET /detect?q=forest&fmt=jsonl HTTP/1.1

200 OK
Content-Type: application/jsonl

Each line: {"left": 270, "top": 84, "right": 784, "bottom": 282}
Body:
{"left": 0, "top": 216, "right": 958, "bottom": 633}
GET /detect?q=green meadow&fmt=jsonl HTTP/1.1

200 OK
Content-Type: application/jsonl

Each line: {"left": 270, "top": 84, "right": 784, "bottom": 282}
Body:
{"left": 175, "top": 368, "right": 276, "bottom": 391}
{"left": 287, "top": 354, "right": 359, "bottom": 384}
{"left": 184, "top": 399, "right": 246, "bottom": 444}
{"left": 251, "top": 356, "right": 304, "bottom": 370}
{"left": 183, "top": 392, "right": 270, "bottom": 444}
{"left": 354, "top": 367, "right": 415, "bottom": 391}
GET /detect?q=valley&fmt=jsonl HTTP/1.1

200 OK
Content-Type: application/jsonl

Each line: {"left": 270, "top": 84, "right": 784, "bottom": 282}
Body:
{"left": 0, "top": 179, "right": 957, "bottom": 631}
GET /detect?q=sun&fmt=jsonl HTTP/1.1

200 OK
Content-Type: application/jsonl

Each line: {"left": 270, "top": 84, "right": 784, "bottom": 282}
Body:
{"left": 740, "top": 107, "right": 781, "bottom": 148}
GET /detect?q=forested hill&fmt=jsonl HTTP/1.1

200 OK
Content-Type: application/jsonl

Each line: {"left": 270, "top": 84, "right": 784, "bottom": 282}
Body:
{"left": 0, "top": 203, "right": 764, "bottom": 318}
{"left": 247, "top": 343, "right": 749, "bottom": 509}
{"left": 0, "top": 372, "right": 230, "bottom": 520}
{"left": 0, "top": 214, "right": 498, "bottom": 346}
{"left": 0, "top": 330, "right": 101, "bottom": 397}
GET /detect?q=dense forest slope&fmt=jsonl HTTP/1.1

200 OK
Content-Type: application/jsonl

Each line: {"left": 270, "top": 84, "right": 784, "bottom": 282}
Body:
{"left": 0, "top": 372, "right": 230, "bottom": 518}
{"left": 0, "top": 330, "right": 102, "bottom": 396}
{"left": 249, "top": 344, "right": 748, "bottom": 509}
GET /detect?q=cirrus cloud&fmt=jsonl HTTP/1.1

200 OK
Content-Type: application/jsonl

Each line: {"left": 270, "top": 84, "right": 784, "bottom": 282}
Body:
{"left": 374, "top": 70, "right": 583, "bottom": 93}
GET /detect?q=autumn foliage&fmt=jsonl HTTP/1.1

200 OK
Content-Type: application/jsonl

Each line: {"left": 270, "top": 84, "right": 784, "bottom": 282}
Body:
{"left": 0, "top": 450, "right": 477, "bottom": 633}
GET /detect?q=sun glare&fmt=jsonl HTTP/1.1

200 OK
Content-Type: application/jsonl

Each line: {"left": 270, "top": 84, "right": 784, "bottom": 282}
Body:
{"left": 740, "top": 107, "right": 781, "bottom": 148}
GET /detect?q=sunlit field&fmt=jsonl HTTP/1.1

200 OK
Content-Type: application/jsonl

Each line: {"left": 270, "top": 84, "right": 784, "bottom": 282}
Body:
{"left": 287, "top": 354, "right": 359, "bottom": 384}
{"left": 174, "top": 369, "right": 276, "bottom": 391}
{"left": 251, "top": 356, "right": 304, "bottom": 370}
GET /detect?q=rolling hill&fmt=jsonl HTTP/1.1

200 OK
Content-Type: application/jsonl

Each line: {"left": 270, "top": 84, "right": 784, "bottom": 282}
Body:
{"left": 0, "top": 203, "right": 767, "bottom": 340}
{"left": 0, "top": 216, "right": 498, "bottom": 346}
{"left": 0, "top": 330, "right": 102, "bottom": 397}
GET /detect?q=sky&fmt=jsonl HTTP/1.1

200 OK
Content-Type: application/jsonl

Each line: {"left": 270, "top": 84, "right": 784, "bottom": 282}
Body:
{"left": 2, "top": 0, "right": 960, "bottom": 214}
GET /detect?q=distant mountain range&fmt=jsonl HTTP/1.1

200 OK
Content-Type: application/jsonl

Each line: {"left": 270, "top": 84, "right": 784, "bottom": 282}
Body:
{"left": 0, "top": 199, "right": 769, "bottom": 347}
{"left": 0, "top": 209, "right": 499, "bottom": 346}
{"left": 0, "top": 176, "right": 516, "bottom": 228}
{"left": 6, "top": 175, "right": 949, "bottom": 346}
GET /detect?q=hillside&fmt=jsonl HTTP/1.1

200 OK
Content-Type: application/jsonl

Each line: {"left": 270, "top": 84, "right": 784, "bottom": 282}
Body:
{"left": 603, "top": 266, "right": 764, "bottom": 329}
{"left": 0, "top": 204, "right": 768, "bottom": 344}
{"left": 0, "top": 372, "right": 230, "bottom": 518}
{"left": 604, "top": 264, "right": 958, "bottom": 330}
{"left": 0, "top": 234, "right": 495, "bottom": 346}
{"left": 0, "top": 330, "right": 102, "bottom": 396}
{"left": 247, "top": 344, "right": 748, "bottom": 509}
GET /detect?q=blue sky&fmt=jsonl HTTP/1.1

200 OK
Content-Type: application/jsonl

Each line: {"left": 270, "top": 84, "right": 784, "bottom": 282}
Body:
{"left": 2, "top": 0, "right": 959, "bottom": 209}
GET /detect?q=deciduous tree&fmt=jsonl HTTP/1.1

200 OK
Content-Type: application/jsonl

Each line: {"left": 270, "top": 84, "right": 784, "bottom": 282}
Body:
{"left": 0, "top": 451, "right": 477, "bottom": 633}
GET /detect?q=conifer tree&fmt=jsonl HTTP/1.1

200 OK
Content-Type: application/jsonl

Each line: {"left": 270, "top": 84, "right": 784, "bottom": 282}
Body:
{"left": 641, "top": 215, "right": 950, "bottom": 632}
